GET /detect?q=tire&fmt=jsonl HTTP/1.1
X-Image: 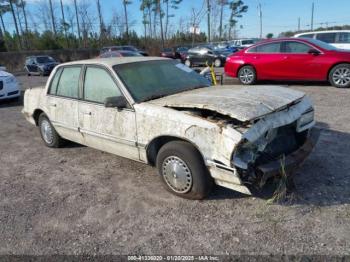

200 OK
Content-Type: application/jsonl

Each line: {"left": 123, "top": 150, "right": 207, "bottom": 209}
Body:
{"left": 329, "top": 63, "right": 350, "bottom": 88}
{"left": 238, "top": 65, "right": 257, "bottom": 85}
{"left": 38, "top": 113, "right": 64, "bottom": 148}
{"left": 156, "top": 141, "right": 213, "bottom": 200}
{"left": 184, "top": 59, "right": 192, "bottom": 67}
{"left": 214, "top": 58, "right": 222, "bottom": 67}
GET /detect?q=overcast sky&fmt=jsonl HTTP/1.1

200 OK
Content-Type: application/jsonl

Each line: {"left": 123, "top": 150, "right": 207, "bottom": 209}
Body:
{"left": 3, "top": 0, "right": 350, "bottom": 38}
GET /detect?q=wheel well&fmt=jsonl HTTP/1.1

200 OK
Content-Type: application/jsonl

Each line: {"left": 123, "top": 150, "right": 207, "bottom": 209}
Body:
{"left": 236, "top": 64, "right": 256, "bottom": 78}
{"left": 146, "top": 136, "right": 203, "bottom": 166}
{"left": 33, "top": 109, "right": 44, "bottom": 126}
{"left": 327, "top": 62, "right": 350, "bottom": 80}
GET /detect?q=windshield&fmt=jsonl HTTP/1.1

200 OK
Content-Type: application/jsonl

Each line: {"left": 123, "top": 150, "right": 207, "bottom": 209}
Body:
{"left": 113, "top": 60, "right": 210, "bottom": 103}
{"left": 36, "top": 56, "right": 55, "bottom": 63}
{"left": 302, "top": 38, "right": 338, "bottom": 50}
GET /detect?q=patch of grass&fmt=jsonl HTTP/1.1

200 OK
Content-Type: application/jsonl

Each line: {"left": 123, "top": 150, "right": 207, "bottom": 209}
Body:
{"left": 267, "top": 156, "right": 288, "bottom": 204}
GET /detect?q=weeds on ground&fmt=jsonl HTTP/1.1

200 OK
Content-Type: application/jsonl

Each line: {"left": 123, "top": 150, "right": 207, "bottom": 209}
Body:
{"left": 267, "top": 156, "right": 288, "bottom": 204}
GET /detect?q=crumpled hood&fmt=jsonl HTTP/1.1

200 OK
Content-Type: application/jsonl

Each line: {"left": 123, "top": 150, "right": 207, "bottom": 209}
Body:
{"left": 149, "top": 85, "right": 306, "bottom": 122}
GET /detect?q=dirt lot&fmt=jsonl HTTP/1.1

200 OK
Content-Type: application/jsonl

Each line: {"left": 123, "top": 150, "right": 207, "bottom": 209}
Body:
{"left": 0, "top": 75, "right": 349, "bottom": 256}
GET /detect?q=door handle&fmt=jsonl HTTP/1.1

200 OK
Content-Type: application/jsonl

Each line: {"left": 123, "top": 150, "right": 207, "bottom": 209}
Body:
{"left": 283, "top": 56, "right": 289, "bottom": 60}
{"left": 49, "top": 103, "right": 56, "bottom": 107}
{"left": 82, "top": 111, "right": 92, "bottom": 116}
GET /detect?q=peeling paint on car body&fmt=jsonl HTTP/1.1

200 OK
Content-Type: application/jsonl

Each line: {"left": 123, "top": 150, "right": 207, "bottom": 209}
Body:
{"left": 22, "top": 57, "right": 318, "bottom": 196}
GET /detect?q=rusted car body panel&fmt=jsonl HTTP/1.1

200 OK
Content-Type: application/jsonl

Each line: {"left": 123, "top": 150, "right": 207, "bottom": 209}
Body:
{"left": 23, "top": 58, "right": 317, "bottom": 195}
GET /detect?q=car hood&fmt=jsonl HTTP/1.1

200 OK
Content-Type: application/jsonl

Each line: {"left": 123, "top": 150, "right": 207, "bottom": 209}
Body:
{"left": 0, "top": 70, "right": 13, "bottom": 77}
{"left": 149, "top": 85, "right": 306, "bottom": 122}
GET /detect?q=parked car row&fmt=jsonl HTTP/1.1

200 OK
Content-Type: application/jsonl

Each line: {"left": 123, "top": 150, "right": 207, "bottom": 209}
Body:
{"left": 224, "top": 37, "right": 350, "bottom": 88}
{"left": 100, "top": 45, "right": 148, "bottom": 56}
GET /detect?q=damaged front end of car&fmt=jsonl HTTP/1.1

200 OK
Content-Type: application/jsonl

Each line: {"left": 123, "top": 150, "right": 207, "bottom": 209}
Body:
{"left": 231, "top": 97, "right": 319, "bottom": 194}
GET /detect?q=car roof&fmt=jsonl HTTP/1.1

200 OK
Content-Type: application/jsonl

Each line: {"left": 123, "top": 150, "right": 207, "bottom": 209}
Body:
{"left": 295, "top": 30, "right": 350, "bottom": 36}
{"left": 250, "top": 37, "right": 313, "bottom": 45}
{"left": 60, "top": 57, "right": 170, "bottom": 67}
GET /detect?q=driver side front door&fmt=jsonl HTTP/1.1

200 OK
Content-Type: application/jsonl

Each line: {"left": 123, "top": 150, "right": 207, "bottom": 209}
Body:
{"left": 78, "top": 65, "right": 139, "bottom": 161}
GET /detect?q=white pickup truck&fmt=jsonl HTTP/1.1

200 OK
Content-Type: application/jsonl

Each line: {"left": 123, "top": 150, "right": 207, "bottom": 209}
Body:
{"left": 23, "top": 57, "right": 318, "bottom": 199}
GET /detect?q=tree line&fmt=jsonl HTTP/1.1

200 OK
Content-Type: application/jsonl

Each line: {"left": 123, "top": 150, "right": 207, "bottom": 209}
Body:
{"left": 0, "top": 0, "right": 248, "bottom": 52}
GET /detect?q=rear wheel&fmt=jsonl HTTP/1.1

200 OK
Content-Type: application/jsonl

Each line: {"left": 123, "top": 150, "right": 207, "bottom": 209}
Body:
{"left": 329, "top": 63, "right": 350, "bottom": 88}
{"left": 184, "top": 59, "right": 192, "bottom": 67}
{"left": 38, "top": 113, "right": 64, "bottom": 148}
{"left": 156, "top": 141, "right": 213, "bottom": 200}
{"left": 238, "top": 65, "right": 256, "bottom": 85}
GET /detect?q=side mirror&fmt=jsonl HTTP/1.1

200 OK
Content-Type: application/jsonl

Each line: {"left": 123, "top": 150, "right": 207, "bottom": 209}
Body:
{"left": 308, "top": 48, "right": 321, "bottom": 55}
{"left": 104, "top": 96, "right": 129, "bottom": 109}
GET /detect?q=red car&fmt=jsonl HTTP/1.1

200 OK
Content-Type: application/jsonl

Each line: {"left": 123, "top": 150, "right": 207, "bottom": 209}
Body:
{"left": 225, "top": 38, "right": 350, "bottom": 88}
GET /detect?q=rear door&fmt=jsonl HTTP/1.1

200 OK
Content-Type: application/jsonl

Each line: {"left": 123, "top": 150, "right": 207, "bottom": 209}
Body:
{"left": 48, "top": 65, "right": 82, "bottom": 143}
{"left": 245, "top": 42, "right": 285, "bottom": 79}
{"left": 280, "top": 40, "right": 324, "bottom": 80}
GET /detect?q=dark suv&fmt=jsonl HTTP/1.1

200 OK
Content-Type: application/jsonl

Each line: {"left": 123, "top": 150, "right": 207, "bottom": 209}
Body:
{"left": 184, "top": 46, "right": 232, "bottom": 67}
{"left": 25, "top": 56, "right": 59, "bottom": 76}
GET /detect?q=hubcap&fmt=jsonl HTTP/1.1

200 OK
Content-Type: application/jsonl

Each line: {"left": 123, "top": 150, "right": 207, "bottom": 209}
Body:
{"left": 333, "top": 67, "right": 350, "bottom": 87}
{"left": 185, "top": 60, "right": 191, "bottom": 67}
{"left": 41, "top": 119, "right": 53, "bottom": 144}
{"left": 214, "top": 59, "right": 221, "bottom": 67}
{"left": 239, "top": 68, "right": 254, "bottom": 84}
{"left": 162, "top": 156, "right": 193, "bottom": 193}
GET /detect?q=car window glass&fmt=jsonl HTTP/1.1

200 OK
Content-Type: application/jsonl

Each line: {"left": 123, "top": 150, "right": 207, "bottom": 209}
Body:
{"left": 84, "top": 67, "right": 122, "bottom": 104}
{"left": 338, "top": 32, "right": 350, "bottom": 43}
{"left": 284, "top": 41, "right": 311, "bottom": 53}
{"left": 48, "top": 68, "right": 63, "bottom": 95}
{"left": 56, "top": 66, "right": 81, "bottom": 98}
{"left": 249, "top": 43, "right": 280, "bottom": 53}
{"left": 316, "top": 33, "right": 336, "bottom": 43}
{"left": 300, "top": 34, "right": 314, "bottom": 38}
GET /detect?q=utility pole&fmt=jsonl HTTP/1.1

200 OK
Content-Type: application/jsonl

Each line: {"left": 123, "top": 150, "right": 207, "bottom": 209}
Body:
{"left": 207, "top": 0, "right": 210, "bottom": 43}
{"left": 311, "top": 2, "right": 314, "bottom": 30}
{"left": 298, "top": 17, "right": 300, "bottom": 31}
{"left": 258, "top": 3, "right": 262, "bottom": 39}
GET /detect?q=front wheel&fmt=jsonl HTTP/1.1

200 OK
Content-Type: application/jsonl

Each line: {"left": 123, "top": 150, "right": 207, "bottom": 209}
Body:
{"left": 156, "top": 141, "right": 213, "bottom": 200}
{"left": 38, "top": 113, "right": 65, "bottom": 148}
{"left": 329, "top": 63, "right": 350, "bottom": 88}
{"left": 238, "top": 65, "right": 257, "bottom": 85}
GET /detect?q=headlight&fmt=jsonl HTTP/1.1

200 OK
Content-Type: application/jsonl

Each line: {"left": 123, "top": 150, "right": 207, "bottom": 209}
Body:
{"left": 297, "top": 108, "right": 314, "bottom": 130}
{"left": 5, "top": 76, "right": 16, "bottom": 84}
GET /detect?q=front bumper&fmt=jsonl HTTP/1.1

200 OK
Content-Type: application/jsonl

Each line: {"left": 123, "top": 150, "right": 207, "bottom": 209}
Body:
{"left": 256, "top": 128, "right": 320, "bottom": 178}
{"left": 0, "top": 82, "right": 20, "bottom": 100}
{"left": 209, "top": 128, "right": 319, "bottom": 195}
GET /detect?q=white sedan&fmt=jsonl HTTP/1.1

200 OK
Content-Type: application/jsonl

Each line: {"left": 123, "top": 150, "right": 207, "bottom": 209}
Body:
{"left": 0, "top": 70, "right": 20, "bottom": 101}
{"left": 23, "top": 57, "right": 318, "bottom": 199}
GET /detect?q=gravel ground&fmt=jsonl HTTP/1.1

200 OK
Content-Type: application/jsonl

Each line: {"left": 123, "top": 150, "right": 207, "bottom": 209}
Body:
{"left": 0, "top": 75, "right": 349, "bottom": 256}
